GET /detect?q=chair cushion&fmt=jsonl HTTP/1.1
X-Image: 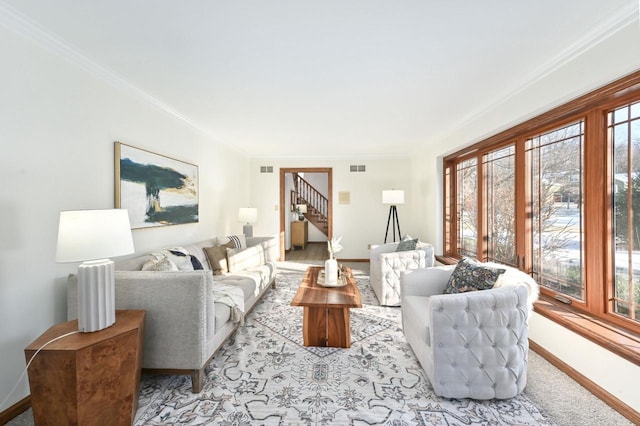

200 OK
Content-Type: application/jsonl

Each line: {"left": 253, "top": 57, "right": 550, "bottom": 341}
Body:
{"left": 444, "top": 257, "right": 505, "bottom": 294}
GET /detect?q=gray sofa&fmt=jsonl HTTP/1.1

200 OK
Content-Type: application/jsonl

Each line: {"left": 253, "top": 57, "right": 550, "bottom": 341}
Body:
{"left": 67, "top": 235, "right": 278, "bottom": 392}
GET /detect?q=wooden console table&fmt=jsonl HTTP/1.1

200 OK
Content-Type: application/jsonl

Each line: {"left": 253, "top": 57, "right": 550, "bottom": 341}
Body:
{"left": 25, "top": 310, "right": 145, "bottom": 425}
{"left": 291, "top": 266, "right": 362, "bottom": 348}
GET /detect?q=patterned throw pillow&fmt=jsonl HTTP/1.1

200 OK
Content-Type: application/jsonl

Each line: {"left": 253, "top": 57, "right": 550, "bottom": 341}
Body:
{"left": 141, "top": 256, "right": 179, "bottom": 272}
{"left": 444, "top": 257, "right": 506, "bottom": 294}
{"left": 396, "top": 234, "right": 419, "bottom": 252}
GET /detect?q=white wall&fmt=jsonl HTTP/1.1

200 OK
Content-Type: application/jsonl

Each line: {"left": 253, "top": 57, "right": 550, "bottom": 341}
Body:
{"left": 0, "top": 26, "right": 250, "bottom": 410}
{"left": 410, "top": 20, "right": 640, "bottom": 412}
{"left": 250, "top": 157, "right": 414, "bottom": 259}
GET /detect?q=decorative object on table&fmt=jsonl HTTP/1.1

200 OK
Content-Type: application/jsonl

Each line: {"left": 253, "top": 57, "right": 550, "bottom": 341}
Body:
{"left": 56, "top": 209, "right": 135, "bottom": 332}
{"left": 115, "top": 142, "right": 199, "bottom": 229}
{"left": 296, "top": 203, "right": 307, "bottom": 221}
{"left": 324, "top": 236, "right": 343, "bottom": 285}
{"left": 382, "top": 189, "right": 405, "bottom": 243}
{"left": 238, "top": 207, "right": 258, "bottom": 237}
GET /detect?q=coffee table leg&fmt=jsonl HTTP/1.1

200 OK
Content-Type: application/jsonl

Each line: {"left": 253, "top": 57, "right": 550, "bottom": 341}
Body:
{"left": 303, "top": 307, "right": 327, "bottom": 347}
{"left": 327, "top": 308, "right": 350, "bottom": 348}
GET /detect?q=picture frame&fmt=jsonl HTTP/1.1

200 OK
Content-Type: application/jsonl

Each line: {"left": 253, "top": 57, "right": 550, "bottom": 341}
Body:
{"left": 115, "top": 142, "right": 199, "bottom": 229}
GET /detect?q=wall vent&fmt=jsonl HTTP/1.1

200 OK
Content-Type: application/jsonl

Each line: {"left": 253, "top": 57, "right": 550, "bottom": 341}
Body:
{"left": 260, "top": 166, "right": 274, "bottom": 173}
{"left": 350, "top": 165, "right": 366, "bottom": 172}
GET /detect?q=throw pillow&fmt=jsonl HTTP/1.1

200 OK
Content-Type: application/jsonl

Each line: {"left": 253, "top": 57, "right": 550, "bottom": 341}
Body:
{"left": 203, "top": 242, "right": 234, "bottom": 275}
{"left": 141, "top": 256, "right": 179, "bottom": 272}
{"left": 219, "top": 234, "right": 247, "bottom": 249}
{"left": 168, "top": 249, "right": 204, "bottom": 270}
{"left": 444, "top": 257, "right": 506, "bottom": 294}
{"left": 226, "top": 245, "right": 265, "bottom": 273}
{"left": 396, "top": 234, "right": 419, "bottom": 252}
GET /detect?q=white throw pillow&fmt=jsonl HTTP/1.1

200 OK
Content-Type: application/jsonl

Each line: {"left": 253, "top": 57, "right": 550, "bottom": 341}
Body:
{"left": 226, "top": 245, "right": 265, "bottom": 273}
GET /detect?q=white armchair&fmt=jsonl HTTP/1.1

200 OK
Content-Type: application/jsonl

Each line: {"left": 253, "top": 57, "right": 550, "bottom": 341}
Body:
{"left": 400, "top": 265, "right": 533, "bottom": 399}
{"left": 369, "top": 242, "right": 434, "bottom": 306}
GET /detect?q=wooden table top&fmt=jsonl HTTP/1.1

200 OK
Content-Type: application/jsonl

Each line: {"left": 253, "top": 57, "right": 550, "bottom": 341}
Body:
{"left": 291, "top": 266, "right": 362, "bottom": 309}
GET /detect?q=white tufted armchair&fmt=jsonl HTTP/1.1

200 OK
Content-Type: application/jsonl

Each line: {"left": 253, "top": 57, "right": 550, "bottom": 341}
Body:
{"left": 369, "top": 242, "right": 434, "bottom": 306}
{"left": 400, "top": 265, "right": 532, "bottom": 399}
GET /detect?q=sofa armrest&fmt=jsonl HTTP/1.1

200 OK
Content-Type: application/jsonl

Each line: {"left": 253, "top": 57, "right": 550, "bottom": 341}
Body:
{"left": 67, "top": 270, "right": 216, "bottom": 370}
{"left": 400, "top": 265, "right": 455, "bottom": 299}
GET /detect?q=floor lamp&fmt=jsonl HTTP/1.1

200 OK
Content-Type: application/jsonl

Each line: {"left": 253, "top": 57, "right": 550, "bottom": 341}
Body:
{"left": 383, "top": 190, "right": 405, "bottom": 243}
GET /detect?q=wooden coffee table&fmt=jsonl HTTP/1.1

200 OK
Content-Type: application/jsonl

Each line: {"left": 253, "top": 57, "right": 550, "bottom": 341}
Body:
{"left": 290, "top": 266, "right": 362, "bottom": 348}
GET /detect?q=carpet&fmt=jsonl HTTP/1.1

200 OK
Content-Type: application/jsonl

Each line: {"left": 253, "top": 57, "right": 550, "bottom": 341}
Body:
{"left": 134, "top": 270, "right": 555, "bottom": 425}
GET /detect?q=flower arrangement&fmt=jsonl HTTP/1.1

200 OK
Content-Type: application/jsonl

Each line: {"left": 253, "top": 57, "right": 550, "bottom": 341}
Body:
{"left": 327, "top": 236, "right": 343, "bottom": 259}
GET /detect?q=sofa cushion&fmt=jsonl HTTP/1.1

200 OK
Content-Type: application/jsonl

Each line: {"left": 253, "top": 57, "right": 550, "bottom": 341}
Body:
{"left": 203, "top": 241, "right": 234, "bottom": 275}
{"left": 226, "top": 245, "right": 265, "bottom": 273}
{"left": 396, "top": 234, "right": 419, "bottom": 252}
{"left": 444, "top": 257, "right": 505, "bottom": 294}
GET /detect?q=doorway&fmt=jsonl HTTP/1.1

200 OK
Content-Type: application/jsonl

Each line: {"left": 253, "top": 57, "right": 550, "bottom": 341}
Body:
{"left": 279, "top": 167, "right": 333, "bottom": 261}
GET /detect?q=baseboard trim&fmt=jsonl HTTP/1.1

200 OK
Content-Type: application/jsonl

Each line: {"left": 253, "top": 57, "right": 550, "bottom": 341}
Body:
{"left": 530, "top": 340, "right": 640, "bottom": 425}
{"left": 0, "top": 395, "right": 30, "bottom": 424}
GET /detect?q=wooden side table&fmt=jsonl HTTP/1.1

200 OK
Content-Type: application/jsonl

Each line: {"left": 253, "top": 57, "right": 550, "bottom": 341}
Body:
{"left": 25, "top": 310, "right": 145, "bottom": 425}
{"left": 291, "top": 220, "right": 308, "bottom": 249}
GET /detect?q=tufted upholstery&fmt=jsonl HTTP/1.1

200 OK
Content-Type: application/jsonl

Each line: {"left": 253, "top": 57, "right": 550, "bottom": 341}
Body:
{"left": 401, "top": 265, "right": 532, "bottom": 399}
{"left": 369, "top": 242, "right": 434, "bottom": 306}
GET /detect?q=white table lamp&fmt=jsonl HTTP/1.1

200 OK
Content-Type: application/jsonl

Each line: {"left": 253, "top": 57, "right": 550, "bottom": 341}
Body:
{"left": 382, "top": 190, "right": 405, "bottom": 243}
{"left": 56, "top": 209, "right": 134, "bottom": 332}
{"left": 238, "top": 207, "right": 258, "bottom": 237}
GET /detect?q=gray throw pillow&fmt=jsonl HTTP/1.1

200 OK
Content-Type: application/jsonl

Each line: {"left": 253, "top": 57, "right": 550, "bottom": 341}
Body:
{"left": 396, "top": 234, "right": 419, "bottom": 252}
{"left": 444, "top": 257, "right": 506, "bottom": 294}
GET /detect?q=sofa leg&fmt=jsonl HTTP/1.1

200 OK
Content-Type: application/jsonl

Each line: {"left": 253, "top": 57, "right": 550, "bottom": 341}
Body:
{"left": 190, "top": 368, "right": 204, "bottom": 393}
{"left": 271, "top": 281, "right": 276, "bottom": 289}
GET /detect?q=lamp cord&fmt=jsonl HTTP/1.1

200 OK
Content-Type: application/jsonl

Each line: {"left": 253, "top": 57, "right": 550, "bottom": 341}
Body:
{"left": 0, "top": 330, "right": 80, "bottom": 411}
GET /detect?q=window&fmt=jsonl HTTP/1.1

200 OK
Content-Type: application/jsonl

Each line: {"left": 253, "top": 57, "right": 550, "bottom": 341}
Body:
{"left": 484, "top": 145, "right": 516, "bottom": 266}
{"left": 528, "top": 122, "right": 584, "bottom": 301}
{"left": 610, "top": 101, "right": 640, "bottom": 323}
{"left": 456, "top": 158, "right": 478, "bottom": 258}
{"left": 443, "top": 70, "right": 640, "bottom": 335}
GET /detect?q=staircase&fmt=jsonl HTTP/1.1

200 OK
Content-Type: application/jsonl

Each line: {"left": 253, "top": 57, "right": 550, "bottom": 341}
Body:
{"left": 291, "top": 174, "right": 329, "bottom": 237}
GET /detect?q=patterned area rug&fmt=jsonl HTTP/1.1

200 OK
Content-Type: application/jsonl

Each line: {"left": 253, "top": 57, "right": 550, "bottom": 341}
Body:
{"left": 135, "top": 269, "right": 555, "bottom": 425}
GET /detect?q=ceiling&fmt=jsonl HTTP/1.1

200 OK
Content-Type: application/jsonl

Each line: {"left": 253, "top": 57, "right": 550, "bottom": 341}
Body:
{"left": 2, "top": 1, "right": 637, "bottom": 158}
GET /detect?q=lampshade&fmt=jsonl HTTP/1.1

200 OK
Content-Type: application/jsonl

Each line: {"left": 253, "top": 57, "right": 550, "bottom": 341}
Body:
{"left": 56, "top": 209, "right": 135, "bottom": 263}
{"left": 56, "top": 209, "right": 134, "bottom": 332}
{"left": 382, "top": 190, "right": 405, "bottom": 205}
{"left": 296, "top": 204, "right": 308, "bottom": 213}
{"left": 238, "top": 207, "right": 258, "bottom": 224}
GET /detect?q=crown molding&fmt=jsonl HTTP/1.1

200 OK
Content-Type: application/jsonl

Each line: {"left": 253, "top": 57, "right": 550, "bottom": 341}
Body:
{"left": 0, "top": 1, "right": 246, "bottom": 155}
{"left": 435, "top": 2, "right": 640, "bottom": 144}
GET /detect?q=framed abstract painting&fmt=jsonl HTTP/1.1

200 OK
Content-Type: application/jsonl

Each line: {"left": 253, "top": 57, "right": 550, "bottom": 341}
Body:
{"left": 115, "top": 142, "right": 199, "bottom": 228}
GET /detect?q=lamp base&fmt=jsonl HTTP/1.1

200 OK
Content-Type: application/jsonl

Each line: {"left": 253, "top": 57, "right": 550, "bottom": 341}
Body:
{"left": 243, "top": 224, "right": 253, "bottom": 237}
{"left": 77, "top": 259, "right": 115, "bottom": 332}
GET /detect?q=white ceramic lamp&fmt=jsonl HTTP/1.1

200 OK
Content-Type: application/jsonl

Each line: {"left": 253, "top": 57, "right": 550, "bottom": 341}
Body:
{"left": 238, "top": 207, "right": 258, "bottom": 237}
{"left": 56, "top": 209, "right": 134, "bottom": 332}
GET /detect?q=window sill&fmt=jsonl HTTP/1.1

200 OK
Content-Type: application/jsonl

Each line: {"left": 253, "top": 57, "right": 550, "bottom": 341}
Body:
{"left": 534, "top": 296, "right": 640, "bottom": 367}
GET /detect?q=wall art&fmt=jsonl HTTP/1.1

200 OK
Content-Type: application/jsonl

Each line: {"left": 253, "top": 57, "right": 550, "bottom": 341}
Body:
{"left": 115, "top": 142, "right": 199, "bottom": 228}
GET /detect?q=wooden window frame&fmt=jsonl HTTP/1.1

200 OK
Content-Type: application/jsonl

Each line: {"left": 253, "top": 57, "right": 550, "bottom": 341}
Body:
{"left": 442, "top": 70, "right": 640, "bottom": 363}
